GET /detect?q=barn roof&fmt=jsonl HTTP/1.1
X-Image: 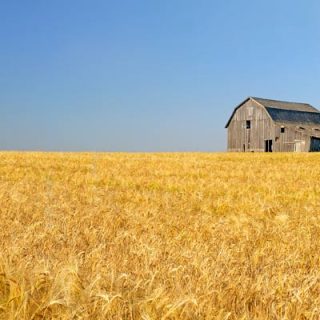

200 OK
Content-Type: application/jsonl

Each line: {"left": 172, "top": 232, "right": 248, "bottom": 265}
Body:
{"left": 252, "top": 97, "right": 319, "bottom": 113}
{"left": 265, "top": 107, "right": 320, "bottom": 126}
{"left": 225, "top": 97, "right": 320, "bottom": 128}
{"left": 251, "top": 97, "right": 319, "bottom": 112}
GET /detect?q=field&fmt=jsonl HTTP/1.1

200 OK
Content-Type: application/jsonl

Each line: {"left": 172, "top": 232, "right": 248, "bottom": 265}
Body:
{"left": 1, "top": 152, "right": 320, "bottom": 319}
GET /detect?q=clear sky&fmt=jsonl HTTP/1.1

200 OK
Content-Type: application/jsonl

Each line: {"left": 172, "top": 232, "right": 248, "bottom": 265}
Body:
{"left": 1, "top": 0, "right": 320, "bottom": 151}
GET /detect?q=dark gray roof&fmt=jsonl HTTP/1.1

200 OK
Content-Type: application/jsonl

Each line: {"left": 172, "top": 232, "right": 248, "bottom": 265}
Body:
{"left": 252, "top": 97, "right": 319, "bottom": 113}
{"left": 266, "top": 107, "right": 320, "bottom": 125}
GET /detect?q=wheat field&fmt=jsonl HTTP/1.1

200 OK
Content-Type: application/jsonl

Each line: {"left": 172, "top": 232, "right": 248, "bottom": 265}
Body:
{"left": 1, "top": 152, "right": 320, "bottom": 319}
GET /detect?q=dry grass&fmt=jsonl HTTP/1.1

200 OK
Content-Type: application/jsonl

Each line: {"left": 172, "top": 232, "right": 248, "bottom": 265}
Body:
{"left": 0, "top": 152, "right": 320, "bottom": 319}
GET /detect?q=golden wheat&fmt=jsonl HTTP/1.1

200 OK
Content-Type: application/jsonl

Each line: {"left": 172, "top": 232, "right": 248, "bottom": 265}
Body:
{"left": 0, "top": 152, "right": 320, "bottom": 319}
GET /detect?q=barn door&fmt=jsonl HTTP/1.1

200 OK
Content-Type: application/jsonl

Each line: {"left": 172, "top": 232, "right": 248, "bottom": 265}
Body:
{"left": 264, "top": 140, "right": 273, "bottom": 152}
{"left": 310, "top": 137, "right": 320, "bottom": 152}
{"left": 294, "top": 141, "right": 302, "bottom": 152}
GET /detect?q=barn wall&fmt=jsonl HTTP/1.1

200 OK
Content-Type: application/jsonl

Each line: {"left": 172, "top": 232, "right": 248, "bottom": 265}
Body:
{"left": 227, "top": 99, "right": 273, "bottom": 152}
{"left": 273, "top": 124, "right": 320, "bottom": 152}
{"left": 273, "top": 125, "right": 295, "bottom": 152}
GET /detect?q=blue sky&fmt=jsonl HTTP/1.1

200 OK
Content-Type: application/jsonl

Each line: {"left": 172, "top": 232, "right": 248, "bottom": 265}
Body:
{"left": 1, "top": 0, "right": 320, "bottom": 151}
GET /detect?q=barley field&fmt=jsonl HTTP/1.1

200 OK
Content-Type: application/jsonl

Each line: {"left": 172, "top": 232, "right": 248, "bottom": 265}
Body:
{"left": 1, "top": 152, "right": 320, "bottom": 319}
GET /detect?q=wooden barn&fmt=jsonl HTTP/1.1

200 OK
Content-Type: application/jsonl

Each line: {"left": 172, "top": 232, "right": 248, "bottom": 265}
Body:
{"left": 226, "top": 97, "right": 320, "bottom": 152}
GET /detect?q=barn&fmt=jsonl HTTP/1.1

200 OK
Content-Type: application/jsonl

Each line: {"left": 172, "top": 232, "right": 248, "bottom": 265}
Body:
{"left": 225, "top": 97, "right": 320, "bottom": 152}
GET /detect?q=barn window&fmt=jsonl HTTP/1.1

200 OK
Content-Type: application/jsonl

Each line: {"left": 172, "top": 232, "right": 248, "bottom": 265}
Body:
{"left": 246, "top": 120, "right": 251, "bottom": 129}
{"left": 281, "top": 127, "right": 285, "bottom": 133}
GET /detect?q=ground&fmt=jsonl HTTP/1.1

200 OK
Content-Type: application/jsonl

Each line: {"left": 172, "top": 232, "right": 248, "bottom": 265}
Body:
{"left": 0, "top": 152, "right": 320, "bottom": 319}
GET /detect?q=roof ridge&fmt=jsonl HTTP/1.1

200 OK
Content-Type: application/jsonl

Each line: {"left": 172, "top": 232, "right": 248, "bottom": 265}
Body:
{"left": 251, "top": 96, "right": 311, "bottom": 106}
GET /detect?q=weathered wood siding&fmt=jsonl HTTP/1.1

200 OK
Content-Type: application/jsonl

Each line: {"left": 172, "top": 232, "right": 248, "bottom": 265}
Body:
{"left": 227, "top": 100, "right": 273, "bottom": 152}
{"left": 273, "top": 124, "right": 320, "bottom": 152}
